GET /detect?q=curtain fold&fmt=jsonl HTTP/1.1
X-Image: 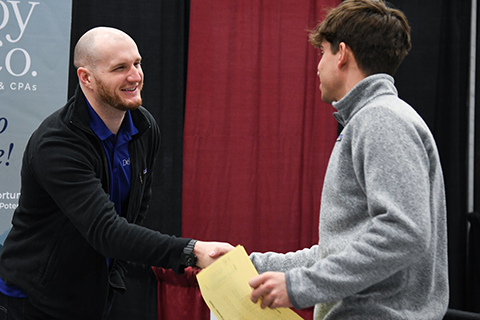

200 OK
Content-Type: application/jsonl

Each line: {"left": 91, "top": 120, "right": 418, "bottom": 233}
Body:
{"left": 153, "top": 267, "right": 210, "bottom": 320}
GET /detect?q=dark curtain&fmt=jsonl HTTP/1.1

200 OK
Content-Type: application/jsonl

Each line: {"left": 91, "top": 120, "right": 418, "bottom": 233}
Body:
{"left": 68, "top": 1, "right": 190, "bottom": 319}
{"left": 390, "top": 0, "right": 472, "bottom": 313}
{"left": 66, "top": 0, "right": 477, "bottom": 318}
{"left": 471, "top": 0, "right": 480, "bottom": 313}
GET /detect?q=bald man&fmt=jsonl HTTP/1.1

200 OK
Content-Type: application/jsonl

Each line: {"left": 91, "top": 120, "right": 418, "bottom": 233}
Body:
{"left": 0, "top": 27, "right": 233, "bottom": 320}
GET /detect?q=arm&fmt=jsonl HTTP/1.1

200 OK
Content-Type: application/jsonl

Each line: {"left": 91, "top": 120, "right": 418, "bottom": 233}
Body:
{"left": 32, "top": 127, "right": 188, "bottom": 271}
{"left": 249, "top": 245, "right": 320, "bottom": 273}
{"left": 247, "top": 246, "right": 319, "bottom": 309}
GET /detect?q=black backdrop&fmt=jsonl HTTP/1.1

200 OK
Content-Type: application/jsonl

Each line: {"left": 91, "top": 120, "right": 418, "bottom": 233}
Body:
{"left": 67, "top": 0, "right": 476, "bottom": 318}
{"left": 68, "top": 1, "right": 190, "bottom": 318}
{"left": 392, "top": 0, "right": 473, "bottom": 313}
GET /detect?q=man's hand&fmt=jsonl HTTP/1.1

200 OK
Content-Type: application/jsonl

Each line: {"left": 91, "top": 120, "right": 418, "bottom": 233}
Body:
{"left": 193, "top": 241, "right": 235, "bottom": 268}
{"left": 249, "top": 272, "right": 293, "bottom": 309}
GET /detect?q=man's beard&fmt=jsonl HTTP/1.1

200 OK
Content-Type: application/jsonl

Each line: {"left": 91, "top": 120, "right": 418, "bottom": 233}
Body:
{"left": 96, "top": 76, "right": 143, "bottom": 111}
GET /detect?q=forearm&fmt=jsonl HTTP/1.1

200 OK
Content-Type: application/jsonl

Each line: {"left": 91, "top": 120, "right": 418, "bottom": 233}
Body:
{"left": 250, "top": 245, "right": 319, "bottom": 274}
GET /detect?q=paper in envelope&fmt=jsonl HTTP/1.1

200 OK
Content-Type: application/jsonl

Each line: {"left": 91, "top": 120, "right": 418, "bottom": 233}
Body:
{"left": 196, "top": 245, "right": 303, "bottom": 320}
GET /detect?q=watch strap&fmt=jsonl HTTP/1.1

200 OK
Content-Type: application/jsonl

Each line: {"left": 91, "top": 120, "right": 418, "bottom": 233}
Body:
{"left": 184, "top": 239, "right": 197, "bottom": 255}
{"left": 181, "top": 239, "right": 198, "bottom": 267}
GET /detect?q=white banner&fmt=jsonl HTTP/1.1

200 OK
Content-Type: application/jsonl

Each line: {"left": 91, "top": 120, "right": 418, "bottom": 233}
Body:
{"left": 0, "top": 1, "right": 72, "bottom": 243}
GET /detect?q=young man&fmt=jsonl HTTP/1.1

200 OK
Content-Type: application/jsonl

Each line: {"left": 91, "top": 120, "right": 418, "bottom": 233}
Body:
{"left": 248, "top": 1, "right": 449, "bottom": 319}
{"left": 0, "top": 27, "right": 233, "bottom": 319}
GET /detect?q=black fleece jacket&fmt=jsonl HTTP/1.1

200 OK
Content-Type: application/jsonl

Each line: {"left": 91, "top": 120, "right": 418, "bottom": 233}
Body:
{"left": 0, "top": 86, "right": 190, "bottom": 319}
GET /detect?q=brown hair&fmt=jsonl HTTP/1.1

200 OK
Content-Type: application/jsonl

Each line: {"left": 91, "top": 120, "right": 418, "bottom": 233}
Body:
{"left": 309, "top": 0, "right": 411, "bottom": 76}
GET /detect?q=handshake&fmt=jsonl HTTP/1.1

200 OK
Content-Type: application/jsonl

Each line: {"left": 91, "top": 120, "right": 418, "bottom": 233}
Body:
{"left": 190, "top": 242, "right": 295, "bottom": 313}
{"left": 191, "top": 240, "right": 235, "bottom": 269}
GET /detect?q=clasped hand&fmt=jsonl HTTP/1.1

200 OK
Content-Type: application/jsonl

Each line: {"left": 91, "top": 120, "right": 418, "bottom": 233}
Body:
{"left": 193, "top": 241, "right": 235, "bottom": 268}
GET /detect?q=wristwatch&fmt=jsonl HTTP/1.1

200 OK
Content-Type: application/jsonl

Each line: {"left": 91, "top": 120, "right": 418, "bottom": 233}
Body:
{"left": 181, "top": 239, "right": 198, "bottom": 267}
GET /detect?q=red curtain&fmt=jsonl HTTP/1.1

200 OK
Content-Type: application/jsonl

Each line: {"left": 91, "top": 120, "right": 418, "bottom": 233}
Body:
{"left": 154, "top": 267, "right": 210, "bottom": 320}
{"left": 183, "top": 1, "right": 340, "bottom": 317}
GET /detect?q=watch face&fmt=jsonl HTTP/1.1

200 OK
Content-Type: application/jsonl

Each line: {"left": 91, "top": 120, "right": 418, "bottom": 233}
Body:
{"left": 185, "top": 256, "right": 195, "bottom": 266}
{"left": 182, "top": 253, "right": 197, "bottom": 267}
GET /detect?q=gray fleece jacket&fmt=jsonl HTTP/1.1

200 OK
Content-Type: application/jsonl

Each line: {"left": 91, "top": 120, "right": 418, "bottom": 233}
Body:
{"left": 250, "top": 74, "right": 449, "bottom": 319}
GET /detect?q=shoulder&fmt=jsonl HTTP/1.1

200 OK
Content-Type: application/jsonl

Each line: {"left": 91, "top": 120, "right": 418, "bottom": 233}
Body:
{"left": 132, "top": 106, "right": 159, "bottom": 133}
{"left": 353, "top": 96, "right": 426, "bottom": 135}
{"left": 137, "top": 106, "right": 156, "bottom": 123}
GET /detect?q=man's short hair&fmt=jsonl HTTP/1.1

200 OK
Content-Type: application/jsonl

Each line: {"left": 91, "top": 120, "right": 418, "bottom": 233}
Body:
{"left": 309, "top": 0, "right": 411, "bottom": 76}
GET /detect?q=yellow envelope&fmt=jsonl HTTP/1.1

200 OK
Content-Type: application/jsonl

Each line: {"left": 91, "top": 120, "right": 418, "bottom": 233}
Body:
{"left": 197, "top": 245, "right": 304, "bottom": 320}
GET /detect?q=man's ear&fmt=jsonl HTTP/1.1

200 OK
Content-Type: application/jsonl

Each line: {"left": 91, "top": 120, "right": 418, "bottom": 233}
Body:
{"left": 77, "top": 67, "right": 92, "bottom": 88}
{"left": 337, "top": 42, "right": 349, "bottom": 68}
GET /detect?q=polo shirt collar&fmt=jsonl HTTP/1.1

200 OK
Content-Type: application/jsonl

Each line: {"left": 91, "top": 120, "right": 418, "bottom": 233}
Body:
{"left": 86, "top": 99, "right": 139, "bottom": 141}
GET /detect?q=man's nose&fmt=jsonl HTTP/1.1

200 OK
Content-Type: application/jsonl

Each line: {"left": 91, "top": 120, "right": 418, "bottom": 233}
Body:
{"left": 128, "top": 66, "right": 142, "bottom": 82}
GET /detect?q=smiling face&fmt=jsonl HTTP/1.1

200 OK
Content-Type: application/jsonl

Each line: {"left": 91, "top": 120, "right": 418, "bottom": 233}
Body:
{"left": 88, "top": 33, "right": 144, "bottom": 112}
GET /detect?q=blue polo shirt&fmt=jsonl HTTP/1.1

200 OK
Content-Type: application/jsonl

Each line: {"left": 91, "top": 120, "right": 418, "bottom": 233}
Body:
{"left": 0, "top": 101, "right": 138, "bottom": 298}
{"left": 87, "top": 101, "right": 138, "bottom": 217}
{"left": 87, "top": 101, "right": 138, "bottom": 267}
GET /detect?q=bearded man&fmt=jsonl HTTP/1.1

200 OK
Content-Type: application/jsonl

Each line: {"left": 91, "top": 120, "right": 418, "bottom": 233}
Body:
{"left": 0, "top": 27, "right": 233, "bottom": 320}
